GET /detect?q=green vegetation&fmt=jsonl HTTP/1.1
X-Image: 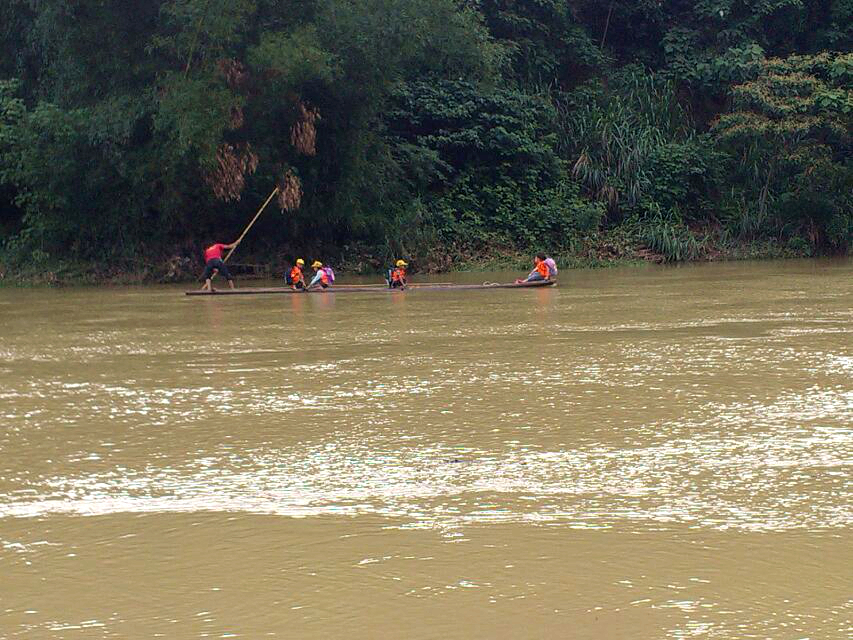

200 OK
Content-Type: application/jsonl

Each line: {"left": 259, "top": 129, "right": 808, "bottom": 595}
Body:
{"left": 0, "top": 0, "right": 850, "bottom": 282}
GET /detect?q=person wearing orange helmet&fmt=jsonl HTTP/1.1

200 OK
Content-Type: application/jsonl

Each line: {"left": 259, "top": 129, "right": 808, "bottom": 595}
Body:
{"left": 306, "top": 260, "right": 333, "bottom": 290}
{"left": 287, "top": 258, "right": 306, "bottom": 290}
{"left": 389, "top": 259, "right": 408, "bottom": 289}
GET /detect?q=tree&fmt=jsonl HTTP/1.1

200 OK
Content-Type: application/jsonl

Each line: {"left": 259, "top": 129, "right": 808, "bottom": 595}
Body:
{"left": 714, "top": 52, "right": 852, "bottom": 250}
{"left": 470, "top": 0, "right": 603, "bottom": 89}
{"left": 386, "top": 79, "right": 602, "bottom": 249}
{"left": 565, "top": 67, "right": 717, "bottom": 223}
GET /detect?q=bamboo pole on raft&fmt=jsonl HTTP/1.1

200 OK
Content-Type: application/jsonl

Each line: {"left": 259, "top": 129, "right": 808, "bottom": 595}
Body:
{"left": 206, "top": 186, "right": 278, "bottom": 286}
{"left": 333, "top": 283, "right": 454, "bottom": 288}
{"left": 224, "top": 187, "right": 280, "bottom": 263}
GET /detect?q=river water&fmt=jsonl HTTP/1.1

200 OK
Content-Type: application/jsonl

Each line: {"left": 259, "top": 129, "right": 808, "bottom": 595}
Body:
{"left": 0, "top": 260, "right": 851, "bottom": 639}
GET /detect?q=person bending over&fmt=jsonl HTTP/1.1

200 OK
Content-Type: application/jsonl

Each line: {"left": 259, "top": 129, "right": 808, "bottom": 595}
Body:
{"left": 200, "top": 241, "right": 237, "bottom": 291}
{"left": 307, "top": 260, "right": 332, "bottom": 290}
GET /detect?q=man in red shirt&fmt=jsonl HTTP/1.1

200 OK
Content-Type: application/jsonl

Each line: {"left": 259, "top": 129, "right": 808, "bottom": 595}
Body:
{"left": 200, "top": 241, "right": 238, "bottom": 291}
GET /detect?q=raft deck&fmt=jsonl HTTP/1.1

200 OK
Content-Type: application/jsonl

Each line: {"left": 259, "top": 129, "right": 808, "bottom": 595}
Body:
{"left": 185, "top": 281, "right": 556, "bottom": 296}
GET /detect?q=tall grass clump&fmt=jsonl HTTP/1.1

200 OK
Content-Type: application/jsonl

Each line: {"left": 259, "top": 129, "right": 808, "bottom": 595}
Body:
{"left": 562, "top": 66, "right": 717, "bottom": 224}
{"left": 638, "top": 209, "right": 706, "bottom": 262}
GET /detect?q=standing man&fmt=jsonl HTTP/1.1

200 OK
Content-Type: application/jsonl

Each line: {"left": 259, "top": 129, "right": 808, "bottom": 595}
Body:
{"left": 200, "top": 240, "right": 238, "bottom": 291}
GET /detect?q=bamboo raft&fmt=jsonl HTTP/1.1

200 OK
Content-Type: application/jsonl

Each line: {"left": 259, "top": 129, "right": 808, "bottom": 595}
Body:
{"left": 185, "top": 280, "right": 556, "bottom": 296}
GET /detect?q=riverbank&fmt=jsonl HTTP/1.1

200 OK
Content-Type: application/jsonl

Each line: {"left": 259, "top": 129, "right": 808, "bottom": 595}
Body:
{"left": 0, "top": 228, "right": 821, "bottom": 288}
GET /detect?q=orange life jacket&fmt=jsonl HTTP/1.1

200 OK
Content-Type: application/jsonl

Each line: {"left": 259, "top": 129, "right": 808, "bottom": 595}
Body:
{"left": 290, "top": 265, "right": 303, "bottom": 283}
{"left": 536, "top": 261, "right": 549, "bottom": 278}
{"left": 317, "top": 269, "right": 329, "bottom": 285}
{"left": 391, "top": 267, "right": 406, "bottom": 282}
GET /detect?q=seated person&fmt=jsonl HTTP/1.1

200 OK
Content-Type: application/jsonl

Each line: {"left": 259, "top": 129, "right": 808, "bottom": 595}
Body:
{"left": 390, "top": 259, "right": 408, "bottom": 289}
{"left": 286, "top": 258, "right": 306, "bottom": 290}
{"left": 307, "top": 260, "right": 332, "bottom": 289}
{"left": 516, "top": 253, "right": 551, "bottom": 283}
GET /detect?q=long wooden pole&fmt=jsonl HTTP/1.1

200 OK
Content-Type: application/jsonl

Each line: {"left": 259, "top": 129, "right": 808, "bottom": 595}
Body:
{"left": 184, "top": 0, "right": 213, "bottom": 76}
{"left": 333, "top": 282, "right": 454, "bottom": 288}
{"left": 600, "top": 1, "right": 615, "bottom": 49}
{"left": 224, "top": 187, "right": 279, "bottom": 263}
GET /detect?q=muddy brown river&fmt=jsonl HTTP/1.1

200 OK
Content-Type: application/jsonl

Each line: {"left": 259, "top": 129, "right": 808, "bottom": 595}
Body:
{"left": 1, "top": 260, "right": 851, "bottom": 638}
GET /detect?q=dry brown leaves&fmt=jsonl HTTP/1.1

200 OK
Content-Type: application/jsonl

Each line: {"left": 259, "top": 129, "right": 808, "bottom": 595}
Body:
{"left": 277, "top": 170, "right": 302, "bottom": 211}
{"left": 291, "top": 103, "right": 320, "bottom": 156}
{"left": 597, "top": 185, "right": 619, "bottom": 208}
{"left": 205, "top": 143, "right": 259, "bottom": 202}
{"left": 216, "top": 58, "right": 248, "bottom": 90}
{"left": 229, "top": 105, "right": 244, "bottom": 130}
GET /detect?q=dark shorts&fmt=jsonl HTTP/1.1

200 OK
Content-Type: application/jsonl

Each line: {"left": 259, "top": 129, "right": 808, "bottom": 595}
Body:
{"left": 391, "top": 280, "right": 406, "bottom": 288}
{"left": 202, "top": 258, "right": 232, "bottom": 281}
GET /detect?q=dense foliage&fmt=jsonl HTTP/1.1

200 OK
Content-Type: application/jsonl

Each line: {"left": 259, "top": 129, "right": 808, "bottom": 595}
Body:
{"left": 0, "top": 0, "right": 850, "bottom": 276}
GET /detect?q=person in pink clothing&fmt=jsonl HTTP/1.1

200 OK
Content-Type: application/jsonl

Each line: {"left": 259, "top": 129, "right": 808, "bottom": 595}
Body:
{"left": 543, "top": 256, "right": 558, "bottom": 279}
{"left": 200, "top": 240, "right": 238, "bottom": 291}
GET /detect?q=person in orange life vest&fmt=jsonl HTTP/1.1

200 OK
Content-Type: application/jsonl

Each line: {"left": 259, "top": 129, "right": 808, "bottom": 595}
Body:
{"left": 307, "top": 260, "right": 331, "bottom": 290}
{"left": 515, "top": 253, "right": 551, "bottom": 284}
{"left": 200, "top": 240, "right": 238, "bottom": 291}
{"left": 288, "top": 258, "right": 306, "bottom": 290}
{"left": 390, "top": 259, "right": 408, "bottom": 289}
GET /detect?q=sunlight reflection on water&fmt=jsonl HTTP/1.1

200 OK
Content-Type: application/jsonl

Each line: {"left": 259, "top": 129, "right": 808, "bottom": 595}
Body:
{"left": 0, "top": 261, "right": 851, "bottom": 639}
